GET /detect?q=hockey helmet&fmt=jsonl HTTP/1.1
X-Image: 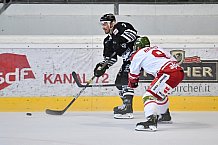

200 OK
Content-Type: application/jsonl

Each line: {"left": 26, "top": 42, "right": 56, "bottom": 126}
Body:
{"left": 133, "top": 36, "right": 150, "bottom": 51}
{"left": 100, "top": 13, "right": 116, "bottom": 22}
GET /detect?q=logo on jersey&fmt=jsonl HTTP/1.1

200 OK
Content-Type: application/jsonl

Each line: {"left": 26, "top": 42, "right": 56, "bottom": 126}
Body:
{"left": 113, "top": 28, "right": 119, "bottom": 35}
{"left": 0, "top": 53, "right": 35, "bottom": 90}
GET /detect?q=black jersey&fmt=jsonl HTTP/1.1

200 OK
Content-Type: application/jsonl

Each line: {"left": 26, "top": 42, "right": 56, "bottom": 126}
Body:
{"left": 102, "top": 22, "right": 137, "bottom": 67}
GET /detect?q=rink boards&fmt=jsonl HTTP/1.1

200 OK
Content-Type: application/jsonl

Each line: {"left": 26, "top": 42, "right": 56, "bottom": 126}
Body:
{"left": 0, "top": 96, "right": 218, "bottom": 112}
{"left": 0, "top": 35, "right": 217, "bottom": 112}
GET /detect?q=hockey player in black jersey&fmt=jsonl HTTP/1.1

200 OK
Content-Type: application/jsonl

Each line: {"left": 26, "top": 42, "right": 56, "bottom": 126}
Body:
{"left": 94, "top": 13, "right": 138, "bottom": 119}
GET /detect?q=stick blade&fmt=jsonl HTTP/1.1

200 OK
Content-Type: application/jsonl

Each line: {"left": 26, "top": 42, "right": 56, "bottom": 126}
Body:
{"left": 45, "top": 109, "right": 65, "bottom": 115}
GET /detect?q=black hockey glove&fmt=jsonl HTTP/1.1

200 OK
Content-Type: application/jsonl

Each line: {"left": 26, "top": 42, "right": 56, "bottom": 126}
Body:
{"left": 94, "top": 63, "right": 109, "bottom": 77}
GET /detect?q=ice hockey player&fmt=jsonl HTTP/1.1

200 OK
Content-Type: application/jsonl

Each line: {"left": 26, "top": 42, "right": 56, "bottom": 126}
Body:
{"left": 128, "top": 36, "right": 184, "bottom": 131}
{"left": 94, "top": 13, "right": 138, "bottom": 119}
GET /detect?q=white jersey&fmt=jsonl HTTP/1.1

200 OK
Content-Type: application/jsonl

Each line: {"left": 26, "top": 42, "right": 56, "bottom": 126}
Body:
{"left": 130, "top": 46, "right": 177, "bottom": 77}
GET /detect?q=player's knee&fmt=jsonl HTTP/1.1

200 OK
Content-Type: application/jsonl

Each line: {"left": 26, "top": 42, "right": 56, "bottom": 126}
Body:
{"left": 142, "top": 92, "right": 156, "bottom": 103}
{"left": 115, "top": 84, "right": 122, "bottom": 90}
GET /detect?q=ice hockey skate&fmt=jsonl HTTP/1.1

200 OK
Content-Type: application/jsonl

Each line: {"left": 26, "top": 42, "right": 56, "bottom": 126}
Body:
{"left": 113, "top": 104, "right": 134, "bottom": 119}
{"left": 158, "top": 109, "right": 172, "bottom": 124}
{"left": 113, "top": 95, "right": 134, "bottom": 119}
{"left": 135, "top": 115, "right": 158, "bottom": 131}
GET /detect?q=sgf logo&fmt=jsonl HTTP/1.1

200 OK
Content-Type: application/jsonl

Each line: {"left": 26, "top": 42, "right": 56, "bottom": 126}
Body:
{"left": 0, "top": 53, "right": 35, "bottom": 90}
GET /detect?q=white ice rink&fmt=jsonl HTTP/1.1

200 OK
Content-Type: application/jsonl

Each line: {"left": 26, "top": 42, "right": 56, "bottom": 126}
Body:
{"left": 0, "top": 111, "right": 218, "bottom": 145}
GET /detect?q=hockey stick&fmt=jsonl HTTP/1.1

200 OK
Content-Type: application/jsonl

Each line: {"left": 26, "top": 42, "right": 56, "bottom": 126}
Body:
{"left": 45, "top": 52, "right": 116, "bottom": 115}
{"left": 72, "top": 71, "right": 117, "bottom": 87}
{"left": 45, "top": 75, "right": 95, "bottom": 115}
{"left": 72, "top": 71, "right": 146, "bottom": 88}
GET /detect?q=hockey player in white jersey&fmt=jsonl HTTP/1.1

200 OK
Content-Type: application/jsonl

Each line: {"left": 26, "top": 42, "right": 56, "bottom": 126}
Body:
{"left": 128, "top": 36, "right": 184, "bottom": 131}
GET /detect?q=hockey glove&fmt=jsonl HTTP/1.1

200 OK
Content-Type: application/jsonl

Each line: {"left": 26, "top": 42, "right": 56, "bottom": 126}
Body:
{"left": 128, "top": 73, "right": 140, "bottom": 88}
{"left": 94, "top": 63, "right": 109, "bottom": 77}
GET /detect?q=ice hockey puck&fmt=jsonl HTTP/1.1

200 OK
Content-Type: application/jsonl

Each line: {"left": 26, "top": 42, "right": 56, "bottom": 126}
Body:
{"left": 26, "top": 112, "right": 32, "bottom": 116}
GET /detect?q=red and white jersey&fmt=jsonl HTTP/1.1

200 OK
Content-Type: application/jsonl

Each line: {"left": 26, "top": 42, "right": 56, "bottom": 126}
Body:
{"left": 129, "top": 46, "right": 180, "bottom": 77}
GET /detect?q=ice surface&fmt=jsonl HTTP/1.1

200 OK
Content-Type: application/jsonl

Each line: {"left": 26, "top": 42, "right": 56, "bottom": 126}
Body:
{"left": 0, "top": 112, "right": 217, "bottom": 145}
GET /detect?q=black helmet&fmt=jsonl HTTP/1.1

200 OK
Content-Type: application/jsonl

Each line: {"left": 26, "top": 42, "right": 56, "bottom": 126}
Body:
{"left": 100, "top": 13, "right": 116, "bottom": 22}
